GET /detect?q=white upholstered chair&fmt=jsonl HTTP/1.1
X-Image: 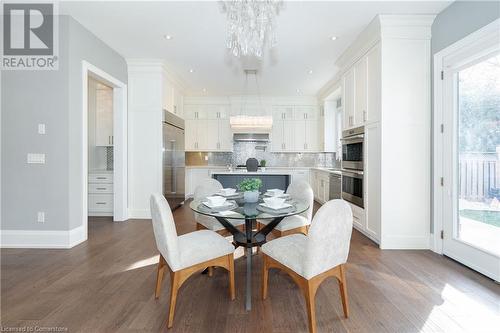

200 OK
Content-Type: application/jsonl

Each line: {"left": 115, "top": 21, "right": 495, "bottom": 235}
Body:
{"left": 150, "top": 194, "right": 235, "bottom": 328}
{"left": 257, "top": 180, "right": 314, "bottom": 237}
{"left": 194, "top": 179, "right": 245, "bottom": 235}
{"left": 261, "top": 199, "right": 353, "bottom": 333}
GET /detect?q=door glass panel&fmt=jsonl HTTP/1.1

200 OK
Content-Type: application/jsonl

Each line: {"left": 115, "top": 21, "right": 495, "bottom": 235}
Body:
{"left": 457, "top": 53, "right": 500, "bottom": 256}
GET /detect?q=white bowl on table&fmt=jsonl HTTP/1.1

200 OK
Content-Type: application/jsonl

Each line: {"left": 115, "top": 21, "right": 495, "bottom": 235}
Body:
{"left": 205, "top": 196, "right": 227, "bottom": 207}
{"left": 263, "top": 197, "right": 287, "bottom": 209}
{"left": 266, "top": 189, "right": 285, "bottom": 197}
{"left": 219, "top": 188, "right": 237, "bottom": 196}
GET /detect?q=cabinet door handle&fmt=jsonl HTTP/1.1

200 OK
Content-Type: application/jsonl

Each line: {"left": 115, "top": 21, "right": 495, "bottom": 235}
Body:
{"left": 96, "top": 177, "right": 107, "bottom": 180}
{"left": 96, "top": 202, "right": 107, "bottom": 205}
{"left": 111, "top": 136, "right": 113, "bottom": 145}
{"left": 363, "top": 110, "right": 366, "bottom": 122}
{"left": 96, "top": 187, "right": 107, "bottom": 190}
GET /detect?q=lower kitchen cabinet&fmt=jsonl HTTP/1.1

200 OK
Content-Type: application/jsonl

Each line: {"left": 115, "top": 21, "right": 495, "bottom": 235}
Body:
{"left": 88, "top": 172, "right": 113, "bottom": 216}
{"left": 311, "top": 169, "right": 330, "bottom": 204}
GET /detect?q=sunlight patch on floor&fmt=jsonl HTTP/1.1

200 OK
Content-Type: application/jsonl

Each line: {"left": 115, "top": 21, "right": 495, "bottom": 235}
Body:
{"left": 422, "top": 284, "right": 500, "bottom": 333}
{"left": 125, "top": 255, "right": 159, "bottom": 271}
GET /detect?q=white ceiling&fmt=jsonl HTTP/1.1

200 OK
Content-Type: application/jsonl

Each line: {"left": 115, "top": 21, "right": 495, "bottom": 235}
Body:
{"left": 61, "top": 1, "right": 451, "bottom": 96}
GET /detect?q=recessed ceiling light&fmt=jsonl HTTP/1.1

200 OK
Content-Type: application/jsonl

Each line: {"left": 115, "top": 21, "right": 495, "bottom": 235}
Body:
{"left": 330, "top": 36, "right": 337, "bottom": 41}
{"left": 164, "top": 35, "right": 173, "bottom": 40}
{"left": 189, "top": 69, "right": 194, "bottom": 73}
{"left": 308, "top": 70, "right": 313, "bottom": 74}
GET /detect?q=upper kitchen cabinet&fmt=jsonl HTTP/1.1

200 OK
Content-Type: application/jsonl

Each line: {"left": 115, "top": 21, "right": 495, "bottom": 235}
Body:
{"left": 93, "top": 81, "right": 114, "bottom": 147}
{"left": 366, "top": 43, "right": 381, "bottom": 124}
{"left": 342, "top": 68, "right": 355, "bottom": 129}
{"left": 340, "top": 43, "right": 381, "bottom": 130}
{"left": 354, "top": 57, "right": 367, "bottom": 125}
{"left": 184, "top": 102, "right": 233, "bottom": 152}
{"left": 294, "top": 105, "right": 317, "bottom": 120}
{"left": 163, "top": 74, "right": 185, "bottom": 118}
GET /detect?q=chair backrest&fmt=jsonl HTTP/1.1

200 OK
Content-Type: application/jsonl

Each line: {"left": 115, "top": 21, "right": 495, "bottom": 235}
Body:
{"left": 150, "top": 194, "right": 181, "bottom": 270}
{"left": 303, "top": 199, "right": 353, "bottom": 279}
{"left": 194, "top": 178, "right": 223, "bottom": 201}
{"left": 286, "top": 180, "right": 314, "bottom": 222}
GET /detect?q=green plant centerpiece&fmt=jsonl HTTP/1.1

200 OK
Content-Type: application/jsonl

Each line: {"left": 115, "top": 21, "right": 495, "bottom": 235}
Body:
{"left": 260, "top": 159, "right": 267, "bottom": 171}
{"left": 238, "top": 178, "right": 262, "bottom": 203}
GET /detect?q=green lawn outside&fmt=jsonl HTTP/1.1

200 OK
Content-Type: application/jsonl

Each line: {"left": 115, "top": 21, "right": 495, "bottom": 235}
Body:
{"left": 460, "top": 210, "right": 500, "bottom": 228}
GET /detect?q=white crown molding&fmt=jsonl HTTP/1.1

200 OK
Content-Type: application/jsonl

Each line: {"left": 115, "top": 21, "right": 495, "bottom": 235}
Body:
{"left": 0, "top": 225, "right": 86, "bottom": 249}
{"left": 184, "top": 95, "right": 319, "bottom": 106}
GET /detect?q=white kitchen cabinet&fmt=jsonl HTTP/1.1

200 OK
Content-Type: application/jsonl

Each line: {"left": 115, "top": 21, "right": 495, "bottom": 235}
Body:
{"left": 184, "top": 106, "right": 232, "bottom": 152}
{"left": 185, "top": 119, "right": 199, "bottom": 150}
{"left": 163, "top": 77, "right": 184, "bottom": 118}
{"left": 364, "top": 122, "right": 381, "bottom": 241}
{"left": 290, "top": 169, "right": 310, "bottom": 185}
{"left": 366, "top": 43, "right": 381, "bottom": 123}
{"left": 95, "top": 86, "right": 114, "bottom": 147}
{"left": 311, "top": 169, "right": 330, "bottom": 204}
{"left": 342, "top": 68, "right": 355, "bottom": 129}
{"left": 294, "top": 106, "right": 317, "bottom": 120}
{"left": 271, "top": 106, "right": 295, "bottom": 152}
{"left": 88, "top": 172, "right": 113, "bottom": 216}
{"left": 348, "top": 202, "right": 366, "bottom": 231}
{"left": 354, "top": 57, "right": 367, "bottom": 126}
{"left": 185, "top": 168, "right": 211, "bottom": 198}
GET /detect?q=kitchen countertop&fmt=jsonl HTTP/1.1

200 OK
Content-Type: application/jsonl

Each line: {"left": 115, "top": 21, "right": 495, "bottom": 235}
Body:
{"left": 311, "top": 167, "right": 342, "bottom": 175}
{"left": 210, "top": 170, "right": 293, "bottom": 175}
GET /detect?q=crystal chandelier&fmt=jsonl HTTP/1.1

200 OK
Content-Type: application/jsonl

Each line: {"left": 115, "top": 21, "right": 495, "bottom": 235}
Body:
{"left": 220, "top": 0, "right": 284, "bottom": 58}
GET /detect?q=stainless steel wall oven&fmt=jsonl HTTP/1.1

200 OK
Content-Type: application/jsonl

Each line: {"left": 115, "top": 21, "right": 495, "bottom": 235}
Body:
{"left": 341, "top": 126, "right": 364, "bottom": 171}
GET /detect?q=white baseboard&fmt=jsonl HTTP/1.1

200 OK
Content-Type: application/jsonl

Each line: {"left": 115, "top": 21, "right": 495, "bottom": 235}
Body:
{"left": 128, "top": 208, "right": 151, "bottom": 219}
{"left": 380, "top": 234, "right": 430, "bottom": 250}
{"left": 0, "top": 225, "right": 87, "bottom": 249}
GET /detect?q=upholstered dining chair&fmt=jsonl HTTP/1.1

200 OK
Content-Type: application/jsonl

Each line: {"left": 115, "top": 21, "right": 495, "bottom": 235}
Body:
{"left": 194, "top": 178, "right": 245, "bottom": 236}
{"left": 150, "top": 194, "right": 235, "bottom": 328}
{"left": 257, "top": 180, "right": 314, "bottom": 237}
{"left": 261, "top": 199, "right": 353, "bottom": 333}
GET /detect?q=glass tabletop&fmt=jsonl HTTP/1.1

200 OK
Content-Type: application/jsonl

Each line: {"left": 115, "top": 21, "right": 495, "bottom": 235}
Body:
{"left": 189, "top": 195, "right": 309, "bottom": 220}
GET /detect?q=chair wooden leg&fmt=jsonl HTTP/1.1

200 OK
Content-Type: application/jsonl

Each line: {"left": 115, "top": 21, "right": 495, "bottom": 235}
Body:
{"left": 338, "top": 264, "right": 349, "bottom": 318}
{"left": 262, "top": 254, "right": 269, "bottom": 300}
{"left": 228, "top": 254, "right": 235, "bottom": 300}
{"left": 155, "top": 254, "right": 167, "bottom": 299}
{"left": 305, "top": 282, "right": 317, "bottom": 333}
{"left": 167, "top": 271, "right": 180, "bottom": 328}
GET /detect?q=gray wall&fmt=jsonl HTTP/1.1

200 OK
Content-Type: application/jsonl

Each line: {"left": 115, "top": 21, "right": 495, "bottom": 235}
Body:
{"left": 1, "top": 15, "right": 127, "bottom": 231}
{"left": 430, "top": 1, "right": 500, "bottom": 232}
{"left": 67, "top": 16, "right": 127, "bottom": 229}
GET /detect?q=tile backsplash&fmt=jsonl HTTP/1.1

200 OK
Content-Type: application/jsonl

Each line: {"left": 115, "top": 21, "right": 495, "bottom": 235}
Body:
{"left": 186, "top": 142, "right": 338, "bottom": 168}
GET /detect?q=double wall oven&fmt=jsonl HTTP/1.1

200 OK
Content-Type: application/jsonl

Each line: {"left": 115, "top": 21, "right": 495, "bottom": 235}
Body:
{"left": 341, "top": 127, "right": 364, "bottom": 208}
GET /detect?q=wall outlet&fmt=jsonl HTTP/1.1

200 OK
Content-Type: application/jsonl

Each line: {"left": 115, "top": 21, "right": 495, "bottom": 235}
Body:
{"left": 37, "top": 211, "right": 45, "bottom": 223}
{"left": 38, "top": 123, "right": 46, "bottom": 134}
{"left": 27, "top": 153, "right": 45, "bottom": 164}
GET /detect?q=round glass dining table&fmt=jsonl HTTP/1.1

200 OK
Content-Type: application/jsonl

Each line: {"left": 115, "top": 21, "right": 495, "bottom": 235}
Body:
{"left": 190, "top": 195, "right": 309, "bottom": 311}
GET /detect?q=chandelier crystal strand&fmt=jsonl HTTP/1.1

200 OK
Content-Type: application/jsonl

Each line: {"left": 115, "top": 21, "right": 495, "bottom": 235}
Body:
{"left": 220, "top": 0, "right": 283, "bottom": 58}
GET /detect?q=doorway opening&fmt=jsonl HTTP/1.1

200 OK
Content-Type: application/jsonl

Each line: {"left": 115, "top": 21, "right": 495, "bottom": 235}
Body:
{"left": 82, "top": 61, "right": 128, "bottom": 241}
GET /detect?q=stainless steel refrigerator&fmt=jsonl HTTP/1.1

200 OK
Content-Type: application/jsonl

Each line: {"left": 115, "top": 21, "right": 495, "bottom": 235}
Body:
{"left": 162, "top": 110, "right": 185, "bottom": 210}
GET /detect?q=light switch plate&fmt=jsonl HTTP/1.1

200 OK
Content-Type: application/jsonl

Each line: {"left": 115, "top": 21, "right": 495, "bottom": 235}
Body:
{"left": 37, "top": 211, "right": 45, "bottom": 223}
{"left": 27, "top": 153, "right": 45, "bottom": 164}
{"left": 38, "top": 124, "right": 46, "bottom": 134}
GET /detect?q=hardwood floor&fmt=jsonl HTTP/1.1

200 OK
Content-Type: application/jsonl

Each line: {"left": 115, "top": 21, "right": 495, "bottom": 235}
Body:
{"left": 2, "top": 203, "right": 499, "bottom": 332}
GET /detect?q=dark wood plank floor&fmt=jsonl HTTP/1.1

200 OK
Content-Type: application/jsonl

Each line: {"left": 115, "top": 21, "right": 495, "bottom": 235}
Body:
{"left": 2, "top": 202, "right": 499, "bottom": 332}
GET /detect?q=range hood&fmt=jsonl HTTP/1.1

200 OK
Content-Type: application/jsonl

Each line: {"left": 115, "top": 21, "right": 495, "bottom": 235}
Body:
{"left": 233, "top": 133, "right": 270, "bottom": 142}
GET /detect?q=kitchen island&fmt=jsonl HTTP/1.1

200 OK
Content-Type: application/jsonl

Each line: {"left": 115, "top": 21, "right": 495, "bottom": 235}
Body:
{"left": 211, "top": 170, "right": 291, "bottom": 192}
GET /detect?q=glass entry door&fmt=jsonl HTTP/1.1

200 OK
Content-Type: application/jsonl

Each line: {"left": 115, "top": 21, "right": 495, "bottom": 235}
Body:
{"left": 442, "top": 46, "right": 500, "bottom": 281}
